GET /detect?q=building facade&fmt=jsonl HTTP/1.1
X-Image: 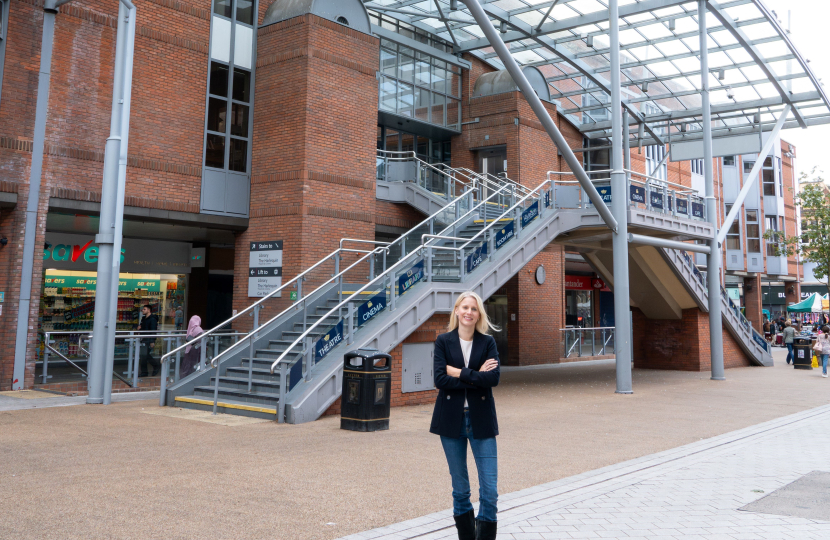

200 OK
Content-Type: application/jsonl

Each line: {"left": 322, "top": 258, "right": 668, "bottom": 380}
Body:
{"left": 0, "top": 0, "right": 801, "bottom": 402}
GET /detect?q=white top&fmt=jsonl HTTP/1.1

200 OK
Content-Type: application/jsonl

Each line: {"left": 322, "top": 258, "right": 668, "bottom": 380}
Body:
{"left": 460, "top": 337, "right": 473, "bottom": 407}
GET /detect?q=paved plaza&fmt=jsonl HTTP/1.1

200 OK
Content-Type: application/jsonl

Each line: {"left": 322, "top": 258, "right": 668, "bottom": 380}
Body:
{"left": 338, "top": 401, "right": 830, "bottom": 540}
{"left": 3, "top": 348, "right": 830, "bottom": 539}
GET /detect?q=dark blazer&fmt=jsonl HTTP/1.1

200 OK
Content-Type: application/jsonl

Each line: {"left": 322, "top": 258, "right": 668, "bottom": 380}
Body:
{"left": 429, "top": 328, "right": 500, "bottom": 439}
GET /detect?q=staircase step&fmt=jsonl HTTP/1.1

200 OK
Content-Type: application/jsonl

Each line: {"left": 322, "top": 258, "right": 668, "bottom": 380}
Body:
{"left": 227, "top": 366, "right": 282, "bottom": 382}
{"left": 240, "top": 357, "right": 276, "bottom": 367}
{"left": 174, "top": 396, "right": 276, "bottom": 419}
{"left": 193, "top": 385, "right": 280, "bottom": 405}
{"left": 210, "top": 376, "right": 281, "bottom": 392}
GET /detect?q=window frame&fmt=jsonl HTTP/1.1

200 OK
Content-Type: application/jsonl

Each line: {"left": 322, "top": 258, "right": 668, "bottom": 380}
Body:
{"left": 745, "top": 209, "right": 761, "bottom": 253}
{"left": 724, "top": 203, "right": 742, "bottom": 251}
{"left": 201, "top": 0, "right": 257, "bottom": 176}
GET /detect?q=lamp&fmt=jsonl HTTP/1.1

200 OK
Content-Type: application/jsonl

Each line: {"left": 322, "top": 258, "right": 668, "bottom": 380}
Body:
{"left": 789, "top": 285, "right": 795, "bottom": 294}
{"left": 746, "top": 281, "right": 753, "bottom": 292}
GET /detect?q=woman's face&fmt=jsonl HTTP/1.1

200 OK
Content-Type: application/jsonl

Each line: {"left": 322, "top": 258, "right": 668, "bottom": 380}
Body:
{"left": 455, "top": 297, "right": 480, "bottom": 329}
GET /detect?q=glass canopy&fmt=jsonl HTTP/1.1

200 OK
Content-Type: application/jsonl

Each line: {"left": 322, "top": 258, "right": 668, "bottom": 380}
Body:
{"left": 363, "top": 0, "right": 830, "bottom": 146}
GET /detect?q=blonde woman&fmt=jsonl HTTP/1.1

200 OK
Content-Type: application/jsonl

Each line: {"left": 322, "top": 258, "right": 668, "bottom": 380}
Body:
{"left": 430, "top": 291, "right": 500, "bottom": 540}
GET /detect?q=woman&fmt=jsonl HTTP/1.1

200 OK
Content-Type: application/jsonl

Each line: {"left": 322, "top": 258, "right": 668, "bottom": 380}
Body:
{"left": 430, "top": 291, "right": 500, "bottom": 540}
{"left": 815, "top": 326, "right": 830, "bottom": 378}
{"left": 783, "top": 319, "right": 796, "bottom": 365}
{"left": 180, "top": 315, "right": 204, "bottom": 378}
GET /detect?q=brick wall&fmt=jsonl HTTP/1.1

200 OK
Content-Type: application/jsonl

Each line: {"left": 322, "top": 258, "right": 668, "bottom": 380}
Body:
{"left": 633, "top": 308, "right": 752, "bottom": 371}
{"left": 743, "top": 275, "right": 763, "bottom": 332}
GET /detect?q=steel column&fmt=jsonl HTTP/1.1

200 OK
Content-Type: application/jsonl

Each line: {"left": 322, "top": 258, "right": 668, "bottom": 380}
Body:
{"left": 460, "top": 0, "right": 618, "bottom": 233}
{"left": 12, "top": 0, "right": 62, "bottom": 391}
{"left": 609, "top": 0, "right": 633, "bottom": 394}
{"left": 699, "top": 0, "right": 725, "bottom": 381}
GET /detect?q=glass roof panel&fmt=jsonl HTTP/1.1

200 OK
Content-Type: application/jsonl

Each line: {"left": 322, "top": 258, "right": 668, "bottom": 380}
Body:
{"left": 364, "top": 0, "right": 830, "bottom": 140}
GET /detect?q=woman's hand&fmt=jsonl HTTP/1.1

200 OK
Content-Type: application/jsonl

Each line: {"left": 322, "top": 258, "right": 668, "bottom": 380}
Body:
{"left": 446, "top": 366, "right": 462, "bottom": 378}
{"left": 479, "top": 359, "right": 498, "bottom": 372}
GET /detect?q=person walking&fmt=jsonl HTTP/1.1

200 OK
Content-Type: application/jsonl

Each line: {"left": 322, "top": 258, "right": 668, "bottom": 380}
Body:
{"left": 137, "top": 304, "right": 160, "bottom": 377}
{"left": 815, "top": 326, "right": 830, "bottom": 378}
{"left": 763, "top": 319, "right": 771, "bottom": 344}
{"left": 180, "top": 315, "right": 205, "bottom": 378}
{"left": 174, "top": 305, "right": 184, "bottom": 331}
{"left": 783, "top": 319, "right": 796, "bottom": 365}
{"left": 430, "top": 291, "right": 500, "bottom": 540}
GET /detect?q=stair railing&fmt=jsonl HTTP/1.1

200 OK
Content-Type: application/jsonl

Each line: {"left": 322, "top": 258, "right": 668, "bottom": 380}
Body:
{"left": 159, "top": 173, "right": 478, "bottom": 411}
{"left": 378, "top": 150, "right": 482, "bottom": 203}
{"left": 267, "top": 179, "right": 556, "bottom": 415}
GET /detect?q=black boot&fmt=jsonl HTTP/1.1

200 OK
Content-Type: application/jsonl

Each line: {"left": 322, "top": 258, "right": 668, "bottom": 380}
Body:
{"left": 453, "top": 509, "right": 476, "bottom": 540}
{"left": 475, "top": 519, "right": 497, "bottom": 540}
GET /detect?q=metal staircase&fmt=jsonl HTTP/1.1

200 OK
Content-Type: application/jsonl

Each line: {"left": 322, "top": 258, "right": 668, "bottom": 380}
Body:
{"left": 160, "top": 154, "right": 772, "bottom": 422}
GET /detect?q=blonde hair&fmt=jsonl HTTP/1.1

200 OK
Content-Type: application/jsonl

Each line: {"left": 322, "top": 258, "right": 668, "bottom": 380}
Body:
{"left": 447, "top": 291, "right": 500, "bottom": 334}
{"left": 786, "top": 319, "right": 792, "bottom": 326}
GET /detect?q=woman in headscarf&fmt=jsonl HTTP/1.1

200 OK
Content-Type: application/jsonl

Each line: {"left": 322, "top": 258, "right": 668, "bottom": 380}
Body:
{"left": 180, "top": 315, "right": 204, "bottom": 378}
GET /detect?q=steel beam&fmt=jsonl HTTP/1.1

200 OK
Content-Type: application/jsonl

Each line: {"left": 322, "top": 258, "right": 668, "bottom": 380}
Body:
{"left": 476, "top": 3, "right": 665, "bottom": 147}
{"left": 716, "top": 104, "right": 791, "bottom": 246}
{"left": 699, "top": 0, "right": 724, "bottom": 381}
{"left": 629, "top": 234, "right": 711, "bottom": 254}
{"left": 706, "top": 0, "right": 806, "bottom": 128}
{"left": 609, "top": 0, "right": 632, "bottom": 395}
{"left": 459, "top": 0, "right": 619, "bottom": 232}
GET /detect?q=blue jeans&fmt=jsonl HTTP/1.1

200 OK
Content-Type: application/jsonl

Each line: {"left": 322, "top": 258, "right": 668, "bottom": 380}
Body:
{"left": 440, "top": 411, "right": 498, "bottom": 522}
{"left": 786, "top": 343, "right": 794, "bottom": 364}
{"left": 822, "top": 354, "right": 829, "bottom": 375}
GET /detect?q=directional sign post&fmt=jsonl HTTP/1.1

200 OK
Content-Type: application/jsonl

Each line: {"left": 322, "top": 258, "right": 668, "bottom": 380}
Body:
{"left": 248, "top": 240, "right": 284, "bottom": 297}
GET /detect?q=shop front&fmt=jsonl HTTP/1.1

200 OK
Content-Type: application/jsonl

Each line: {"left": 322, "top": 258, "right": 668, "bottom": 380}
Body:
{"left": 38, "top": 233, "right": 193, "bottom": 367}
{"left": 762, "top": 284, "right": 787, "bottom": 322}
{"left": 565, "top": 275, "right": 611, "bottom": 328}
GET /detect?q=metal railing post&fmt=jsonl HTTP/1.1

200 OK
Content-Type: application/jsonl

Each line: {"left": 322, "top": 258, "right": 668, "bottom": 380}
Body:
{"left": 42, "top": 334, "right": 50, "bottom": 384}
{"left": 125, "top": 332, "right": 133, "bottom": 379}
{"left": 426, "top": 246, "right": 433, "bottom": 283}
{"left": 212, "top": 355, "right": 221, "bottom": 415}
{"left": 304, "top": 336, "right": 313, "bottom": 382}
{"left": 132, "top": 337, "right": 140, "bottom": 387}
{"left": 278, "top": 361, "right": 287, "bottom": 423}
{"left": 347, "top": 302, "right": 355, "bottom": 345}
{"left": 199, "top": 335, "right": 207, "bottom": 372}
{"left": 174, "top": 336, "right": 181, "bottom": 382}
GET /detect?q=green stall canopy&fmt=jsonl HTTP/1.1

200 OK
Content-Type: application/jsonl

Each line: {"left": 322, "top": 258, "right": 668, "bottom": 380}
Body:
{"left": 787, "top": 293, "right": 824, "bottom": 313}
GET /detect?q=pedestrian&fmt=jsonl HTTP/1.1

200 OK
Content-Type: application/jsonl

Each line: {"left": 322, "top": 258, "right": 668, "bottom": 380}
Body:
{"left": 814, "top": 326, "right": 830, "bottom": 378}
{"left": 783, "top": 319, "right": 796, "bottom": 365}
{"left": 175, "top": 305, "right": 184, "bottom": 330}
{"left": 137, "top": 304, "right": 160, "bottom": 377}
{"left": 763, "top": 319, "right": 771, "bottom": 343}
{"left": 430, "top": 291, "right": 500, "bottom": 540}
{"left": 180, "top": 315, "right": 205, "bottom": 378}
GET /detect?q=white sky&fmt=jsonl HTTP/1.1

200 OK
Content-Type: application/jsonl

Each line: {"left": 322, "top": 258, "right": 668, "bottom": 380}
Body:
{"left": 759, "top": 0, "right": 830, "bottom": 183}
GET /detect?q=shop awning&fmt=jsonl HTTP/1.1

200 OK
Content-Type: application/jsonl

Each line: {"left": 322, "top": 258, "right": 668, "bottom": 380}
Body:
{"left": 787, "top": 293, "right": 824, "bottom": 313}
{"left": 824, "top": 294, "right": 829, "bottom": 312}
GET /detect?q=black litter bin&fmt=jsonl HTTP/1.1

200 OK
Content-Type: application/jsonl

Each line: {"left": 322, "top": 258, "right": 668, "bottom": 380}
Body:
{"left": 793, "top": 336, "right": 813, "bottom": 370}
{"left": 341, "top": 349, "right": 392, "bottom": 432}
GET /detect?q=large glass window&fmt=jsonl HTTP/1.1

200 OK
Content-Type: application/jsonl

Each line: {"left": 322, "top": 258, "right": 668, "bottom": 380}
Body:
{"left": 204, "top": 0, "right": 254, "bottom": 173}
{"left": 746, "top": 209, "right": 761, "bottom": 253}
{"left": 761, "top": 156, "right": 776, "bottom": 196}
{"left": 378, "top": 38, "right": 462, "bottom": 130}
{"left": 725, "top": 204, "right": 741, "bottom": 250}
{"left": 766, "top": 216, "right": 782, "bottom": 256}
{"left": 581, "top": 78, "right": 609, "bottom": 124}
{"left": 645, "top": 144, "right": 667, "bottom": 181}
{"left": 583, "top": 138, "right": 610, "bottom": 180}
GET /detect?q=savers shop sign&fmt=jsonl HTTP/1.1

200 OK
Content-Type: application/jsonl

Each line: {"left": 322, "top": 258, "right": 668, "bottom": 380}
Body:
{"left": 43, "top": 233, "right": 192, "bottom": 274}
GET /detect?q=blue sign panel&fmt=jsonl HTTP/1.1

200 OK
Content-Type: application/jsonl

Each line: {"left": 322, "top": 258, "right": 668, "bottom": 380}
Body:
{"left": 357, "top": 292, "right": 386, "bottom": 327}
{"left": 495, "top": 221, "right": 514, "bottom": 250}
{"left": 596, "top": 185, "right": 612, "bottom": 204}
{"left": 521, "top": 201, "right": 539, "bottom": 228}
{"left": 466, "top": 242, "right": 488, "bottom": 273}
{"left": 289, "top": 356, "right": 303, "bottom": 390}
{"left": 676, "top": 198, "right": 688, "bottom": 215}
{"left": 691, "top": 202, "right": 704, "bottom": 219}
{"left": 649, "top": 190, "right": 664, "bottom": 210}
{"left": 398, "top": 260, "right": 424, "bottom": 296}
{"left": 629, "top": 185, "right": 645, "bottom": 204}
{"left": 753, "top": 330, "right": 769, "bottom": 352}
{"left": 315, "top": 320, "right": 344, "bottom": 361}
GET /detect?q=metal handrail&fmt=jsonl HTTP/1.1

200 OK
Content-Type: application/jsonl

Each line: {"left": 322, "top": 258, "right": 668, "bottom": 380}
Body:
{"left": 269, "top": 178, "right": 553, "bottom": 375}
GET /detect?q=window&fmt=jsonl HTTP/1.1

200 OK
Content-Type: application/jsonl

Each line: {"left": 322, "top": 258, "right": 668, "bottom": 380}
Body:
{"left": 761, "top": 156, "right": 776, "bottom": 196}
{"left": 690, "top": 159, "right": 704, "bottom": 176}
{"left": 723, "top": 155, "right": 735, "bottom": 166}
{"left": 777, "top": 157, "right": 784, "bottom": 197}
{"left": 370, "top": 12, "right": 454, "bottom": 54}
{"left": 725, "top": 204, "right": 741, "bottom": 250}
{"left": 746, "top": 209, "right": 761, "bottom": 253}
{"left": 581, "top": 78, "right": 609, "bottom": 124}
{"left": 378, "top": 38, "right": 461, "bottom": 130}
{"left": 203, "top": 0, "right": 255, "bottom": 173}
{"left": 766, "top": 216, "right": 782, "bottom": 256}
{"left": 583, "top": 138, "right": 610, "bottom": 180}
{"left": 645, "top": 144, "right": 667, "bottom": 181}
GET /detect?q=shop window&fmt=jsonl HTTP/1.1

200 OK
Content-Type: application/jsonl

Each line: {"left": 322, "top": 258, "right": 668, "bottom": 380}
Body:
{"left": 724, "top": 203, "right": 741, "bottom": 250}
{"left": 746, "top": 209, "right": 761, "bottom": 253}
{"left": 201, "top": 0, "right": 256, "bottom": 216}
{"left": 565, "top": 290, "right": 593, "bottom": 328}
{"left": 377, "top": 38, "right": 462, "bottom": 130}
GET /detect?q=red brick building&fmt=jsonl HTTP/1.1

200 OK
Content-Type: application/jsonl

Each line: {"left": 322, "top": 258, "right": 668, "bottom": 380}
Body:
{"left": 0, "top": 0, "right": 801, "bottom": 406}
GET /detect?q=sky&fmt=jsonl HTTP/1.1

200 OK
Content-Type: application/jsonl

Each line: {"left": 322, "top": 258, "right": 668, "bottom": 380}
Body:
{"left": 759, "top": 0, "right": 830, "bottom": 184}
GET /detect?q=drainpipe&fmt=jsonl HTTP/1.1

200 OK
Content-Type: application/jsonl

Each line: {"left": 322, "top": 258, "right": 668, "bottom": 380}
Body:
{"left": 11, "top": 0, "right": 67, "bottom": 391}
